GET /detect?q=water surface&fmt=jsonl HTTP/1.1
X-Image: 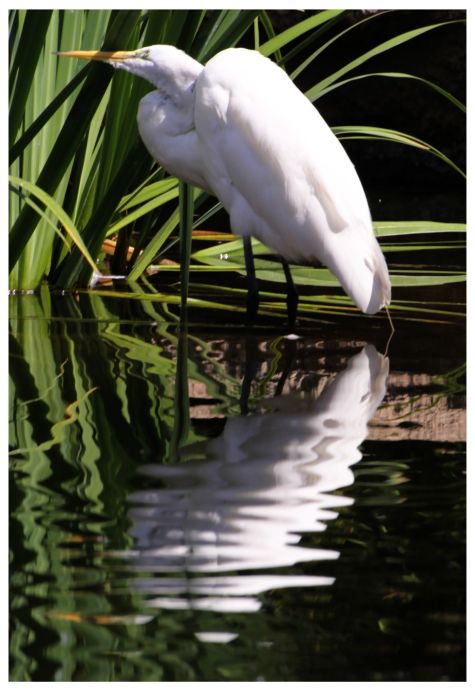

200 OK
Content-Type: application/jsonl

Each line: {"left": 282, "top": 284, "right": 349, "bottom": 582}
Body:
{"left": 9, "top": 290, "right": 465, "bottom": 681}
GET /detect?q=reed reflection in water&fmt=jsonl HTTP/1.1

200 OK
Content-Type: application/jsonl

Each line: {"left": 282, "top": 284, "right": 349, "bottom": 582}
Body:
{"left": 123, "top": 345, "right": 389, "bottom": 613}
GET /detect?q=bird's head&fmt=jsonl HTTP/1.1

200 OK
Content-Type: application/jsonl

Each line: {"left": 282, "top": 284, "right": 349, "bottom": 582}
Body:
{"left": 58, "top": 44, "right": 202, "bottom": 101}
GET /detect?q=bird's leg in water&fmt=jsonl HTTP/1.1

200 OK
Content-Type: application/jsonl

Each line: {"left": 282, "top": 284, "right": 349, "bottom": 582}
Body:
{"left": 243, "top": 235, "right": 259, "bottom": 323}
{"left": 281, "top": 258, "right": 299, "bottom": 329}
{"left": 239, "top": 335, "right": 259, "bottom": 415}
{"left": 240, "top": 334, "right": 297, "bottom": 415}
{"left": 274, "top": 336, "right": 297, "bottom": 397}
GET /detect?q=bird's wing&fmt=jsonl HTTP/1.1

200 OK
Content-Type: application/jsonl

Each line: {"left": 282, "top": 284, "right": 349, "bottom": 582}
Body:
{"left": 194, "top": 48, "right": 390, "bottom": 313}
{"left": 194, "top": 49, "right": 372, "bottom": 260}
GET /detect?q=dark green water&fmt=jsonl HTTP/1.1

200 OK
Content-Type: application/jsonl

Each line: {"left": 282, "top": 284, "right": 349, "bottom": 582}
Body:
{"left": 9, "top": 289, "right": 465, "bottom": 681}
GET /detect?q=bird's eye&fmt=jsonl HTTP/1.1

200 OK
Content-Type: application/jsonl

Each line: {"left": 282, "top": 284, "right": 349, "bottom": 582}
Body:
{"left": 136, "top": 48, "right": 150, "bottom": 60}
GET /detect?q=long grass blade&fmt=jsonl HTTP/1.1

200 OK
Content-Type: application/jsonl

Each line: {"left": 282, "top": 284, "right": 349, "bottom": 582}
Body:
{"left": 179, "top": 182, "right": 194, "bottom": 314}
{"left": 259, "top": 10, "right": 344, "bottom": 58}
{"left": 306, "top": 20, "right": 464, "bottom": 101}
{"left": 197, "top": 10, "right": 260, "bottom": 61}
{"left": 9, "top": 10, "right": 52, "bottom": 145}
{"left": 9, "top": 10, "right": 142, "bottom": 275}
{"left": 10, "top": 67, "right": 89, "bottom": 165}
{"left": 54, "top": 140, "right": 149, "bottom": 286}
{"left": 333, "top": 125, "right": 465, "bottom": 178}
{"left": 317, "top": 71, "right": 466, "bottom": 111}
{"left": 9, "top": 175, "right": 101, "bottom": 275}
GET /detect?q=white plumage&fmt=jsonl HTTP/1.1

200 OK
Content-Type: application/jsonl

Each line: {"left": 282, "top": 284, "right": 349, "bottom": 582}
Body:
{"left": 59, "top": 44, "right": 391, "bottom": 315}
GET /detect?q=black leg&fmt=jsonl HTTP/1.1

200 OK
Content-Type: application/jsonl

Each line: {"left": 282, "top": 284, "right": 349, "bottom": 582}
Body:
{"left": 243, "top": 235, "right": 259, "bottom": 323}
{"left": 274, "top": 336, "right": 297, "bottom": 397}
{"left": 239, "top": 335, "right": 259, "bottom": 415}
{"left": 281, "top": 257, "right": 299, "bottom": 328}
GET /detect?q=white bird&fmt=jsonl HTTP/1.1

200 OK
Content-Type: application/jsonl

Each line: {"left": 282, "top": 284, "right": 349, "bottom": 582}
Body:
{"left": 59, "top": 45, "right": 391, "bottom": 322}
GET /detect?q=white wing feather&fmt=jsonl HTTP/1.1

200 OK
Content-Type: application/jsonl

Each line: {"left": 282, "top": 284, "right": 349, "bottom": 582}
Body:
{"left": 194, "top": 48, "right": 390, "bottom": 313}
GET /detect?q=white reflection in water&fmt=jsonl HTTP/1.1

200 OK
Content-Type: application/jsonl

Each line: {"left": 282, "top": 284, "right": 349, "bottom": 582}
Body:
{"left": 126, "top": 345, "right": 389, "bottom": 613}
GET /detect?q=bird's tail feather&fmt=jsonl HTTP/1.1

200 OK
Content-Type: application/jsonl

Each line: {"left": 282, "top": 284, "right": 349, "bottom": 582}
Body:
{"left": 327, "top": 238, "right": 391, "bottom": 315}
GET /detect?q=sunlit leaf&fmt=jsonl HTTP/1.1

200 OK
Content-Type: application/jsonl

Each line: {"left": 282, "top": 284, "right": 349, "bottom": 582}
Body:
{"left": 9, "top": 175, "right": 100, "bottom": 275}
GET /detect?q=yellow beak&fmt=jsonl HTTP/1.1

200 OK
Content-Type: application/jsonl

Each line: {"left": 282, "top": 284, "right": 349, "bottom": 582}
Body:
{"left": 56, "top": 50, "right": 135, "bottom": 62}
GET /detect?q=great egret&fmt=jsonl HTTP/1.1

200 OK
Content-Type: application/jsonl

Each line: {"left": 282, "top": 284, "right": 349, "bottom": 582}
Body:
{"left": 59, "top": 45, "right": 391, "bottom": 321}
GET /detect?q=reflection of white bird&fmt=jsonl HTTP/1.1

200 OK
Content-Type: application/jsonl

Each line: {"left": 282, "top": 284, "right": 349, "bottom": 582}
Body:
{"left": 124, "top": 345, "right": 389, "bottom": 613}
{"left": 59, "top": 45, "right": 391, "bottom": 321}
